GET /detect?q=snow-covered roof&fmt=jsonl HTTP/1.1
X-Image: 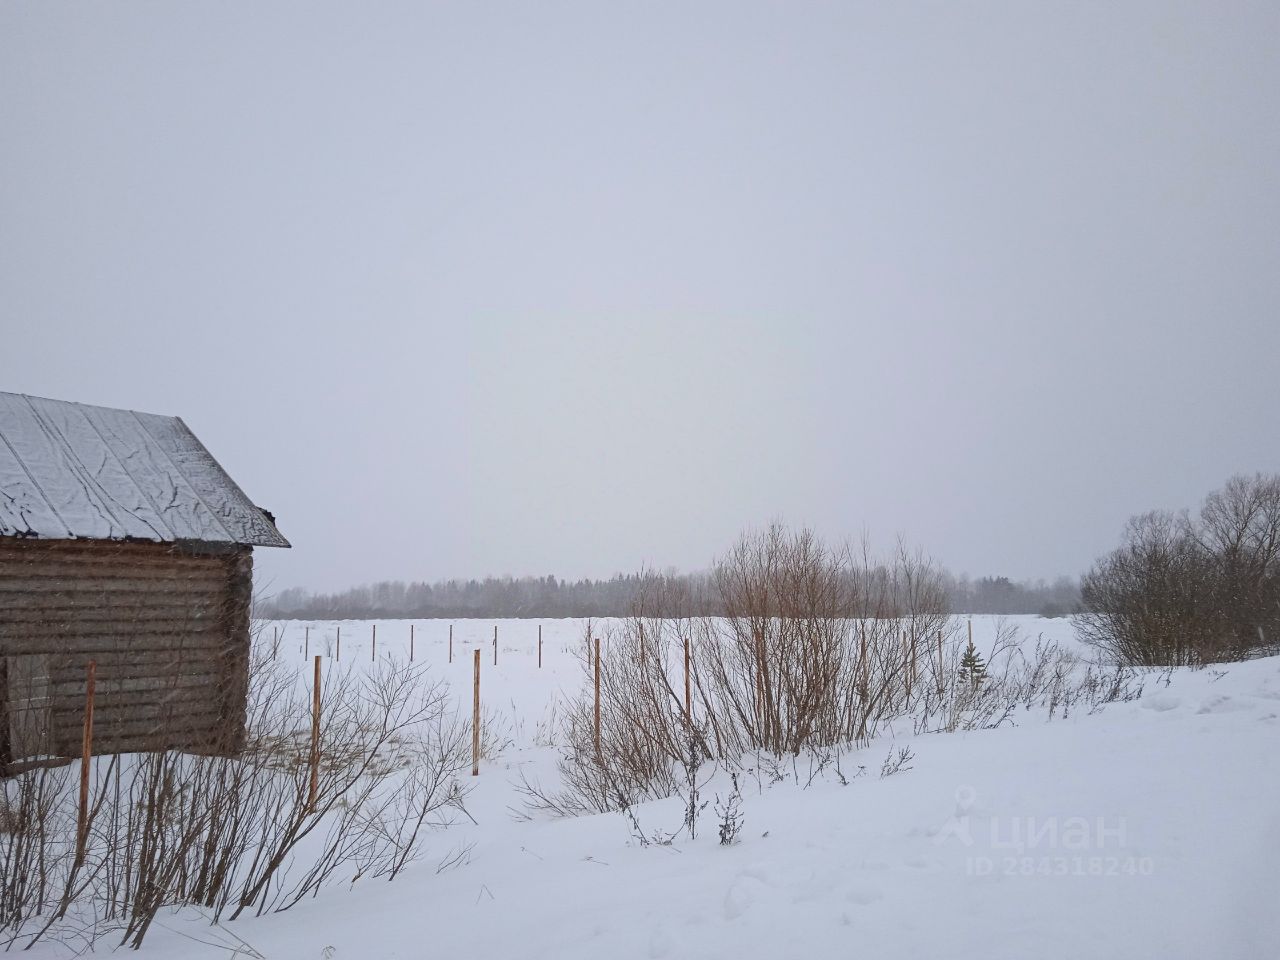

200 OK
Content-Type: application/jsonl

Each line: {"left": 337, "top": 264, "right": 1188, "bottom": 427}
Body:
{"left": 0, "top": 392, "right": 289, "bottom": 547}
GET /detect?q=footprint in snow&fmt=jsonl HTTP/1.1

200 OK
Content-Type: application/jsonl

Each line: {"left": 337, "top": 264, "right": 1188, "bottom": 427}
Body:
{"left": 1141, "top": 694, "right": 1181, "bottom": 712}
{"left": 647, "top": 924, "right": 674, "bottom": 958}
{"left": 1196, "top": 694, "right": 1246, "bottom": 715}
{"left": 843, "top": 883, "right": 885, "bottom": 906}
{"left": 722, "top": 876, "right": 767, "bottom": 920}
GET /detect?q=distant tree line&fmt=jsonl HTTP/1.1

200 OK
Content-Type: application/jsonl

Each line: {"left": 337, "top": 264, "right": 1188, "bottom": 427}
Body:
{"left": 264, "top": 471, "right": 1280, "bottom": 669}
{"left": 944, "top": 574, "right": 1081, "bottom": 617}
{"left": 260, "top": 568, "right": 1081, "bottom": 620}
{"left": 261, "top": 572, "right": 711, "bottom": 620}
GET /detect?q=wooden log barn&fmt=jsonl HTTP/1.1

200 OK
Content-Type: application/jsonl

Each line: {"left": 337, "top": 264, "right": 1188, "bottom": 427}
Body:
{"left": 0, "top": 392, "right": 288, "bottom": 767}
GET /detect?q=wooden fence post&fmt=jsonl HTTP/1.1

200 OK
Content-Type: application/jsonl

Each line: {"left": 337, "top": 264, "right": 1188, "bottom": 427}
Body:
{"left": 272, "top": 626, "right": 278, "bottom": 660}
{"left": 472, "top": 650, "right": 481, "bottom": 776}
{"left": 683, "top": 635, "right": 691, "bottom": 721}
{"left": 449, "top": 624, "right": 453, "bottom": 664}
{"left": 304, "top": 625, "right": 309, "bottom": 659}
{"left": 372, "top": 623, "right": 377, "bottom": 663}
{"left": 76, "top": 660, "right": 96, "bottom": 866}
{"left": 537, "top": 624, "right": 542, "bottom": 669}
{"left": 859, "top": 622, "right": 869, "bottom": 698}
{"left": 309, "top": 655, "right": 321, "bottom": 812}
{"left": 593, "top": 637, "right": 602, "bottom": 758}
{"left": 410, "top": 623, "right": 415, "bottom": 662}
{"left": 493, "top": 625, "right": 498, "bottom": 666}
{"left": 903, "top": 630, "right": 913, "bottom": 702}
{"left": 336, "top": 625, "right": 341, "bottom": 661}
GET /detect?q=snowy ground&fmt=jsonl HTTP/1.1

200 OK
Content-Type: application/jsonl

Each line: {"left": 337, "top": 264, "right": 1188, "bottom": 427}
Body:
{"left": 40, "top": 617, "right": 1280, "bottom": 959}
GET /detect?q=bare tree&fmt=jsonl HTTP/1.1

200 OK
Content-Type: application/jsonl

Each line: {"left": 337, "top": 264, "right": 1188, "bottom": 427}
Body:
{"left": 1079, "top": 474, "right": 1280, "bottom": 664}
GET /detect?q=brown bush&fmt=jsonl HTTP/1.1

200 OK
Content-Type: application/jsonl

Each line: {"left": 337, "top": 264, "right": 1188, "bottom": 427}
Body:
{"left": 1079, "top": 474, "right": 1280, "bottom": 665}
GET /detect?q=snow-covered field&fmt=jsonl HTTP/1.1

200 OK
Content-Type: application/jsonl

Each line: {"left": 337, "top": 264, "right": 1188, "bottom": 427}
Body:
{"left": 41, "top": 617, "right": 1280, "bottom": 959}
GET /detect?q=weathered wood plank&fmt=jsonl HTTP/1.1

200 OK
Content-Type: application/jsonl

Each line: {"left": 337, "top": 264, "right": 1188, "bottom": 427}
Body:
{"left": 0, "top": 619, "right": 225, "bottom": 640}
{"left": 0, "top": 576, "right": 230, "bottom": 594}
{"left": 1, "top": 537, "right": 251, "bottom": 761}
{"left": 3, "top": 632, "right": 227, "bottom": 655}
{"left": 58, "top": 731, "right": 228, "bottom": 755}
{"left": 0, "top": 552, "right": 232, "bottom": 573}
{"left": 0, "top": 538, "right": 238, "bottom": 562}
{"left": 43, "top": 647, "right": 228, "bottom": 666}
{"left": 46, "top": 672, "right": 221, "bottom": 695}
{"left": 52, "top": 695, "right": 224, "bottom": 720}
{"left": 0, "top": 599, "right": 225, "bottom": 619}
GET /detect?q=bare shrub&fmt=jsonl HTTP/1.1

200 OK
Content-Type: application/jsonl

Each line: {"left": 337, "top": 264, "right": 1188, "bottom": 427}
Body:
{"left": 535, "top": 527, "right": 957, "bottom": 817}
{"left": 517, "top": 578, "right": 706, "bottom": 817}
{"left": 1079, "top": 474, "right": 1280, "bottom": 665}
{"left": 911, "top": 623, "right": 1143, "bottom": 734}
{"left": 879, "top": 746, "right": 914, "bottom": 778}
{"left": 715, "top": 773, "right": 744, "bottom": 846}
{"left": 0, "top": 645, "right": 471, "bottom": 951}
{"left": 0, "top": 760, "right": 71, "bottom": 943}
{"left": 230, "top": 657, "right": 467, "bottom": 919}
{"left": 697, "top": 529, "right": 953, "bottom": 756}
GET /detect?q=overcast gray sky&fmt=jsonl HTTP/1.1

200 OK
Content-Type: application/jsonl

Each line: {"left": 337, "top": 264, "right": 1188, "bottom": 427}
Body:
{"left": 2, "top": 2, "right": 1277, "bottom": 593}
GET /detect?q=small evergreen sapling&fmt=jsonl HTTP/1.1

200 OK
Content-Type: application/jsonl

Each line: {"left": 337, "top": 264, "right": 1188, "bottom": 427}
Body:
{"left": 958, "top": 639, "right": 987, "bottom": 688}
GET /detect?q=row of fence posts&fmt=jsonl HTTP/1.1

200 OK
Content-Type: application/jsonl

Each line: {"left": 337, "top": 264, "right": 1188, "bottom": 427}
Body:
{"left": 897, "top": 626, "right": 955, "bottom": 704}
{"left": 280, "top": 620, "right": 961, "bottom": 788}
{"left": 70, "top": 624, "right": 551, "bottom": 838}
{"left": 77, "top": 619, "right": 979, "bottom": 833}
{"left": 277, "top": 622, "right": 550, "bottom": 669}
{"left": 290, "top": 618, "right": 968, "bottom": 798}
{"left": 298, "top": 627, "right": 564, "bottom": 787}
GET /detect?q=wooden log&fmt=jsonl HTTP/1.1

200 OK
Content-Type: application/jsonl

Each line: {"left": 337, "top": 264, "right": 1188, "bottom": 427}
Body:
{"left": 51, "top": 709, "right": 228, "bottom": 745}
{"left": 0, "top": 540, "right": 242, "bottom": 567}
{"left": 46, "top": 672, "right": 222, "bottom": 696}
{"left": 43, "top": 648, "right": 232, "bottom": 674}
{"left": 52, "top": 696, "right": 225, "bottom": 722}
{"left": 0, "top": 595, "right": 228, "bottom": 616}
{"left": 0, "top": 577, "right": 229, "bottom": 595}
{"left": 0, "top": 620, "right": 227, "bottom": 643}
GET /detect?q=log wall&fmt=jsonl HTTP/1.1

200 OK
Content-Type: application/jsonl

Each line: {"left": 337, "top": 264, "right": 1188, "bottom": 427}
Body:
{"left": 0, "top": 537, "right": 251, "bottom": 762}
